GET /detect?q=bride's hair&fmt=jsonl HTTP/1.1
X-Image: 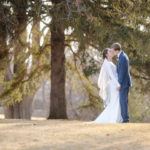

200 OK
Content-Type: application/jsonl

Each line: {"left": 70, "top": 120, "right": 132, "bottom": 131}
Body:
{"left": 103, "top": 48, "right": 109, "bottom": 59}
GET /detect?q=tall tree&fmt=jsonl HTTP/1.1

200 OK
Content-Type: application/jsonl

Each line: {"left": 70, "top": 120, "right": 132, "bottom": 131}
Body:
{"left": 48, "top": 0, "right": 150, "bottom": 118}
{"left": 48, "top": 0, "right": 67, "bottom": 119}
{"left": 3, "top": 0, "right": 30, "bottom": 119}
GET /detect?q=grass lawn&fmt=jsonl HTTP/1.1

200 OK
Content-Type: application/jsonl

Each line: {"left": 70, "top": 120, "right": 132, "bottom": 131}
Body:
{"left": 0, "top": 118, "right": 150, "bottom": 150}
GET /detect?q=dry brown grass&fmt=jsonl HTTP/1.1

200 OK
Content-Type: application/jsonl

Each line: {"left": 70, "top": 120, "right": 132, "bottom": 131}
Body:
{"left": 0, "top": 118, "right": 150, "bottom": 150}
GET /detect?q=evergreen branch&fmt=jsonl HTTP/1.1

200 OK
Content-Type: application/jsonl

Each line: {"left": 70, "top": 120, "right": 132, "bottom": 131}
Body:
{"left": 69, "top": 45, "right": 100, "bottom": 101}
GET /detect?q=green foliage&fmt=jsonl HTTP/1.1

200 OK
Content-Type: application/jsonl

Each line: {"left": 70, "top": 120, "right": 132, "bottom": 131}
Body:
{"left": 66, "top": 57, "right": 103, "bottom": 110}
{"left": 129, "top": 77, "right": 150, "bottom": 122}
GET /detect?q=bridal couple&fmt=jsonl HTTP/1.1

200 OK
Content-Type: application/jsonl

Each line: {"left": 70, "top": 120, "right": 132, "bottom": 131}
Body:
{"left": 92, "top": 43, "right": 131, "bottom": 123}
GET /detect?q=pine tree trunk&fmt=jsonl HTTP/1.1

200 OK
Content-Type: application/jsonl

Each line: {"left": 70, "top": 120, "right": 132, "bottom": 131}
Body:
{"left": 3, "top": 58, "right": 34, "bottom": 119}
{"left": 48, "top": 10, "right": 67, "bottom": 119}
{"left": 3, "top": 4, "right": 33, "bottom": 119}
{"left": 4, "top": 98, "right": 33, "bottom": 119}
{"left": 20, "top": 95, "right": 34, "bottom": 119}
{"left": 3, "top": 106, "right": 14, "bottom": 118}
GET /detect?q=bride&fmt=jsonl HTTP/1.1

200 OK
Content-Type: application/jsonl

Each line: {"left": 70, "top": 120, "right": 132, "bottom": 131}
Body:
{"left": 92, "top": 48, "right": 123, "bottom": 123}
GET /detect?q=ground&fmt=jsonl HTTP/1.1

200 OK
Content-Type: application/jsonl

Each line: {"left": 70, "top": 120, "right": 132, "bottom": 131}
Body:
{"left": 0, "top": 118, "right": 150, "bottom": 150}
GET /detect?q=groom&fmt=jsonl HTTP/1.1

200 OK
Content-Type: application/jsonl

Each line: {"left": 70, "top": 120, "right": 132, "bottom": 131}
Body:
{"left": 111, "top": 43, "right": 131, "bottom": 123}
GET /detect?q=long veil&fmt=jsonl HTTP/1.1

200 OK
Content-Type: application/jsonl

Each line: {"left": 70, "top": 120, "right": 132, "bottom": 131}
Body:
{"left": 97, "top": 59, "right": 110, "bottom": 107}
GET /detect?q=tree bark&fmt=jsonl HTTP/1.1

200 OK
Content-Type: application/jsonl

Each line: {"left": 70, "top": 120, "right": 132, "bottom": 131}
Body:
{"left": 3, "top": 55, "right": 34, "bottom": 119}
{"left": 3, "top": 96, "right": 33, "bottom": 119}
{"left": 3, "top": 3, "right": 34, "bottom": 119}
{"left": 48, "top": 9, "right": 67, "bottom": 119}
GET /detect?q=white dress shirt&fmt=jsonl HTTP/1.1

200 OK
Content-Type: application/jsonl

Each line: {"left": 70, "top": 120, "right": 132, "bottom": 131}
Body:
{"left": 117, "top": 50, "right": 122, "bottom": 58}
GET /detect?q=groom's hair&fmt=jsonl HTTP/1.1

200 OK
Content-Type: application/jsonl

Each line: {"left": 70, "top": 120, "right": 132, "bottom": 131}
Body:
{"left": 111, "top": 43, "right": 121, "bottom": 51}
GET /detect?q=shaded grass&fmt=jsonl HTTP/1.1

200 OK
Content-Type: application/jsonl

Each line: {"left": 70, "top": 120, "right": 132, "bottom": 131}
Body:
{"left": 0, "top": 119, "right": 150, "bottom": 150}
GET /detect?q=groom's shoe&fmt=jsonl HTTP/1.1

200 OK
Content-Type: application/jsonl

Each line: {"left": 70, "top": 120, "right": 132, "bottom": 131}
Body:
{"left": 123, "top": 120, "right": 129, "bottom": 123}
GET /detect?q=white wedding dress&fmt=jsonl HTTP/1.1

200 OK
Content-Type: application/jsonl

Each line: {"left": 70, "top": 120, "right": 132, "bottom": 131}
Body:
{"left": 92, "top": 59, "right": 123, "bottom": 123}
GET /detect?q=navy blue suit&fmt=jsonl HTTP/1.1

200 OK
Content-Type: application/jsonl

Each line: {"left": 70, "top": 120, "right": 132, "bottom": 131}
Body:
{"left": 117, "top": 51, "right": 131, "bottom": 122}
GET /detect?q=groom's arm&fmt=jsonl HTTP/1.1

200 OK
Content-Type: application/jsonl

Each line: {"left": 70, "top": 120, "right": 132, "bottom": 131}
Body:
{"left": 118, "top": 56, "right": 128, "bottom": 85}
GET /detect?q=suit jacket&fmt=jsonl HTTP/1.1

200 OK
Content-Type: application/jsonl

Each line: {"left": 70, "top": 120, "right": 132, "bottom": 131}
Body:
{"left": 117, "top": 51, "right": 131, "bottom": 88}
